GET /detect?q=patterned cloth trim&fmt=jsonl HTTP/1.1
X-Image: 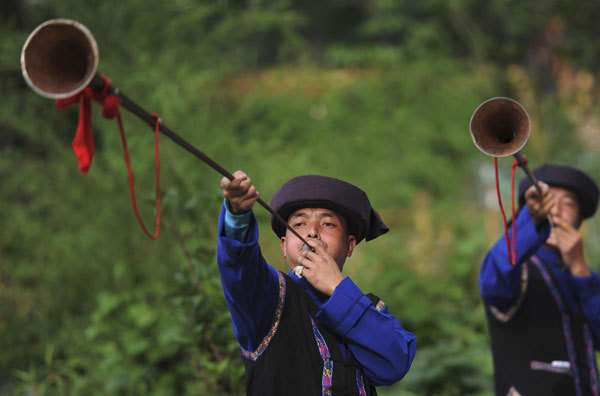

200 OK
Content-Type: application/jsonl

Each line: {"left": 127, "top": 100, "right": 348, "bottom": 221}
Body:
{"left": 241, "top": 272, "right": 286, "bottom": 361}
{"left": 375, "top": 300, "right": 386, "bottom": 312}
{"left": 310, "top": 317, "right": 333, "bottom": 396}
{"left": 356, "top": 369, "right": 367, "bottom": 396}
{"left": 489, "top": 263, "right": 528, "bottom": 322}
{"left": 583, "top": 323, "right": 600, "bottom": 395}
{"left": 506, "top": 386, "right": 522, "bottom": 396}
{"left": 531, "top": 256, "right": 582, "bottom": 396}
{"left": 530, "top": 360, "right": 571, "bottom": 374}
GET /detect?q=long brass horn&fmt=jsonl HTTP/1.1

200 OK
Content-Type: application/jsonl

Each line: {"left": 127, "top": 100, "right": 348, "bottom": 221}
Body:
{"left": 469, "top": 97, "right": 545, "bottom": 195}
{"left": 21, "top": 19, "right": 315, "bottom": 248}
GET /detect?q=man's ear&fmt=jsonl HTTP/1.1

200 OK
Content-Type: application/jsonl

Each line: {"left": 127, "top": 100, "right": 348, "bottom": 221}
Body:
{"left": 280, "top": 236, "right": 287, "bottom": 258}
{"left": 346, "top": 235, "right": 357, "bottom": 257}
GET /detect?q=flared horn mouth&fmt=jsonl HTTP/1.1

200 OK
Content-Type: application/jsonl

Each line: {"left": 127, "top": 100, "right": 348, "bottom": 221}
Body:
{"left": 21, "top": 19, "right": 99, "bottom": 99}
{"left": 469, "top": 97, "right": 531, "bottom": 157}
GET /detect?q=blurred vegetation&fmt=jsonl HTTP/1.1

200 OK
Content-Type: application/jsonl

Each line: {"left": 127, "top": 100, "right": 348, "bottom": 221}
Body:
{"left": 2, "top": 0, "right": 600, "bottom": 395}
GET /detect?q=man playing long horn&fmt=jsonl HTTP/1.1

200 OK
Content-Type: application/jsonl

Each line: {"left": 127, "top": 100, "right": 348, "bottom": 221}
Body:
{"left": 480, "top": 164, "right": 600, "bottom": 396}
{"left": 217, "top": 171, "right": 416, "bottom": 395}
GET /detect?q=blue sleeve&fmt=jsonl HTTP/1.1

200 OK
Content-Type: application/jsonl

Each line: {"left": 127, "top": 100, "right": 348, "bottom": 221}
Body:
{"left": 222, "top": 199, "right": 252, "bottom": 242}
{"left": 479, "top": 208, "right": 550, "bottom": 310}
{"left": 216, "top": 202, "right": 280, "bottom": 352}
{"left": 315, "top": 277, "right": 416, "bottom": 386}
{"left": 570, "top": 272, "right": 600, "bottom": 349}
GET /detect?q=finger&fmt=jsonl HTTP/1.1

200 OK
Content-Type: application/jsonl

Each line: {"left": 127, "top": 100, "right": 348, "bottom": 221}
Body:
{"left": 537, "top": 182, "right": 550, "bottom": 196}
{"left": 237, "top": 193, "right": 260, "bottom": 209}
{"left": 542, "top": 191, "right": 555, "bottom": 205}
{"left": 298, "top": 255, "right": 312, "bottom": 268}
{"left": 220, "top": 176, "right": 232, "bottom": 190}
{"left": 551, "top": 217, "right": 567, "bottom": 229}
{"left": 555, "top": 222, "right": 576, "bottom": 237}
{"left": 237, "top": 178, "right": 254, "bottom": 194}
{"left": 303, "top": 249, "right": 321, "bottom": 263}
{"left": 525, "top": 184, "right": 541, "bottom": 200}
{"left": 232, "top": 170, "right": 247, "bottom": 180}
{"left": 230, "top": 171, "right": 248, "bottom": 189}
{"left": 238, "top": 186, "right": 258, "bottom": 201}
{"left": 306, "top": 238, "right": 326, "bottom": 252}
{"left": 222, "top": 174, "right": 246, "bottom": 194}
{"left": 541, "top": 199, "right": 555, "bottom": 215}
{"left": 227, "top": 181, "right": 254, "bottom": 200}
{"left": 526, "top": 182, "right": 550, "bottom": 200}
{"left": 552, "top": 225, "right": 575, "bottom": 244}
{"left": 247, "top": 187, "right": 259, "bottom": 200}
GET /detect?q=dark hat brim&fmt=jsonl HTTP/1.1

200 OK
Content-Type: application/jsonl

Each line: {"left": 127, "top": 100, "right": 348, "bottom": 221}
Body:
{"left": 518, "top": 164, "right": 599, "bottom": 219}
{"left": 269, "top": 175, "right": 389, "bottom": 244}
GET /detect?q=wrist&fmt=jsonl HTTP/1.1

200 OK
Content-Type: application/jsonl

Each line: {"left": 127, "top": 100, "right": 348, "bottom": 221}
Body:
{"left": 225, "top": 199, "right": 249, "bottom": 215}
{"left": 326, "top": 275, "right": 345, "bottom": 296}
{"left": 570, "top": 265, "right": 591, "bottom": 277}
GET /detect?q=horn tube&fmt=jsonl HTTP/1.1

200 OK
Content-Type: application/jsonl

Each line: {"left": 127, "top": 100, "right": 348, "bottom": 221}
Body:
{"left": 20, "top": 19, "right": 316, "bottom": 249}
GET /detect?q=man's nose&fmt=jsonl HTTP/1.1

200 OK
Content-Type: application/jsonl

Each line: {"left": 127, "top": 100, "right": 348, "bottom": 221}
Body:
{"left": 550, "top": 201, "right": 561, "bottom": 217}
{"left": 307, "top": 223, "right": 320, "bottom": 239}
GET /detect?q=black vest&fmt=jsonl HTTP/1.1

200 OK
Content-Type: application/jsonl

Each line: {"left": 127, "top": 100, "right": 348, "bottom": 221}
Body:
{"left": 241, "top": 272, "right": 378, "bottom": 396}
{"left": 485, "top": 257, "right": 599, "bottom": 396}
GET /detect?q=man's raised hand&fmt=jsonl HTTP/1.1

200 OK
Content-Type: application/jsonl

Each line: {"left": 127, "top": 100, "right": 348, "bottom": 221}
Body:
{"left": 525, "top": 182, "right": 554, "bottom": 226}
{"left": 220, "top": 170, "right": 259, "bottom": 214}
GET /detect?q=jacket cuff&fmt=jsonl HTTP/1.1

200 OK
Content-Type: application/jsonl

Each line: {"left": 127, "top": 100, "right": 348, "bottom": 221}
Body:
{"left": 516, "top": 208, "right": 550, "bottom": 247}
{"left": 316, "top": 277, "right": 374, "bottom": 336}
{"left": 218, "top": 203, "right": 259, "bottom": 264}
{"left": 570, "top": 272, "right": 600, "bottom": 300}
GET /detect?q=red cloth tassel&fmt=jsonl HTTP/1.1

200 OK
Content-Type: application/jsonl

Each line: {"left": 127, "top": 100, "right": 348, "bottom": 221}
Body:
{"left": 54, "top": 75, "right": 160, "bottom": 240}
{"left": 55, "top": 74, "right": 121, "bottom": 174}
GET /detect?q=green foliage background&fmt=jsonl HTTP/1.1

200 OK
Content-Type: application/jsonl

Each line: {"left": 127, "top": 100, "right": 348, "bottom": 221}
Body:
{"left": 2, "top": 1, "right": 600, "bottom": 395}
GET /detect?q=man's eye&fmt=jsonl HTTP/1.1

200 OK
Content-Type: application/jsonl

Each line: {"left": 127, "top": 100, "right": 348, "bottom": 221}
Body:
{"left": 293, "top": 222, "right": 305, "bottom": 228}
{"left": 323, "top": 222, "right": 335, "bottom": 227}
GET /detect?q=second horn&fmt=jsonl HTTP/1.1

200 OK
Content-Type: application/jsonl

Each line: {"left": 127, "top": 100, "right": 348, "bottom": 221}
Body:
{"left": 469, "top": 97, "right": 531, "bottom": 158}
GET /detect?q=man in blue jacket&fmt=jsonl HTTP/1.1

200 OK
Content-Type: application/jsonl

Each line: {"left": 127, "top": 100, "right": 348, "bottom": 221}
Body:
{"left": 480, "top": 164, "right": 600, "bottom": 396}
{"left": 217, "top": 171, "right": 416, "bottom": 395}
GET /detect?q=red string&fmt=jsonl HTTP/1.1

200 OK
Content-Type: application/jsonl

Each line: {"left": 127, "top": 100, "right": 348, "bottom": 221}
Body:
{"left": 494, "top": 157, "right": 520, "bottom": 266}
{"left": 55, "top": 75, "right": 161, "bottom": 240}
{"left": 116, "top": 112, "right": 161, "bottom": 240}
{"left": 510, "top": 159, "right": 520, "bottom": 265}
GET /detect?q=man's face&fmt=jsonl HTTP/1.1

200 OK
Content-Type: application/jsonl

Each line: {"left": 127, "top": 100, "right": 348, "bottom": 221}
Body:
{"left": 547, "top": 186, "right": 581, "bottom": 243}
{"left": 280, "top": 207, "right": 356, "bottom": 271}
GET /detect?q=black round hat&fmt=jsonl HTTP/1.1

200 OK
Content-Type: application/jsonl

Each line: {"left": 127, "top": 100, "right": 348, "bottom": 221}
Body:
{"left": 269, "top": 175, "right": 389, "bottom": 243}
{"left": 518, "top": 164, "right": 599, "bottom": 219}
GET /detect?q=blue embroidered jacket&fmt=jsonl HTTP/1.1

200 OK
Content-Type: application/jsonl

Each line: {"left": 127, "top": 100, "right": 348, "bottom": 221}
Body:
{"left": 216, "top": 202, "right": 416, "bottom": 386}
{"left": 479, "top": 208, "right": 600, "bottom": 346}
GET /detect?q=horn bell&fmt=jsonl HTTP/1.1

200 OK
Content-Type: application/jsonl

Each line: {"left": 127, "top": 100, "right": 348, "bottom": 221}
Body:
{"left": 21, "top": 19, "right": 99, "bottom": 99}
{"left": 469, "top": 97, "right": 531, "bottom": 157}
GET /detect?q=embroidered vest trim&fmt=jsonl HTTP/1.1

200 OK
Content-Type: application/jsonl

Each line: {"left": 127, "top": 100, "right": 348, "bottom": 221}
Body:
{"left": 531, "top": 256, "right": 599, "bottom": 396}
{"left": 241, "top": 271, "right": 286, "bottom": 361}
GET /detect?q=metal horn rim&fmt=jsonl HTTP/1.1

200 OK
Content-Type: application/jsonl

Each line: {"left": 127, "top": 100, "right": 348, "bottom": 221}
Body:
{"left": 21, "top": 18, "right": 99, "bottom": 99}
{"left": 469, "top": 96, "right": 531, "bottom": 158}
